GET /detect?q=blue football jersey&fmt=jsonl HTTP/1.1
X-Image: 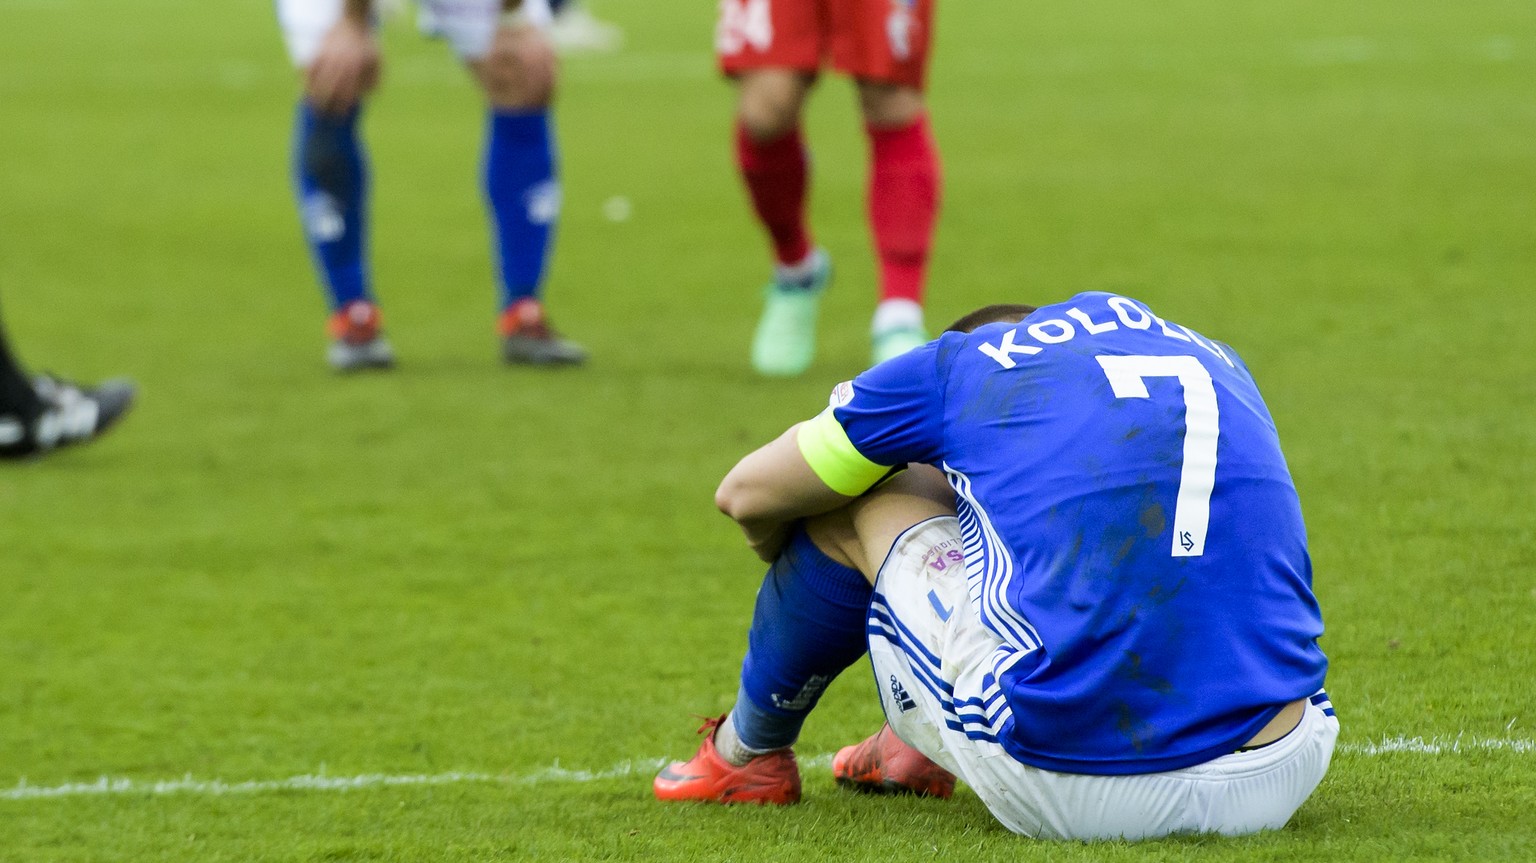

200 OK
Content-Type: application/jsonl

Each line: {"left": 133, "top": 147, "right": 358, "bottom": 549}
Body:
{"left": 833, "top": 292, "right": 1327, "bottom": 775}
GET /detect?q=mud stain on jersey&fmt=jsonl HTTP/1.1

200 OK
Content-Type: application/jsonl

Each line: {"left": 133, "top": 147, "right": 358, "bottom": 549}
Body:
{"left": 958, "top": 363, "right": 1050, "bottom": 427}
{"left": 1139, "top": 498, "right": 1167, "bottom": 538}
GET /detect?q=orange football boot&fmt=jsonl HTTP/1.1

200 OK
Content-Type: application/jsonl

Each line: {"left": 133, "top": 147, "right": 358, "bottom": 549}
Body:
{"left": 653, "top": 715, "right": 802, "bottom": 805}
{"left": 832, "top": 723, "right": 956, "bottom": 798}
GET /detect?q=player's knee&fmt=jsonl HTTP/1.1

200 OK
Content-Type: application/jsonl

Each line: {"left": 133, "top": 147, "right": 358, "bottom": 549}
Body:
{"left": 802, "top": 509, "right": 866, "bottom": 575}
{"left": 736, "top": 96, "right": 799, "bottom": 142}
{"left": 857, "top": 82, "right": 924, "bottom": 128}
{"left": 736, "top": 74, "right": 809, "bottom": 141}
{"left": 479, "top": 29, "right": 558, "bottom": 109}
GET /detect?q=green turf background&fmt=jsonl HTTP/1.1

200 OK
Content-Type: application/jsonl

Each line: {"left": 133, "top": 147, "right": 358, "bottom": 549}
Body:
{"left": 0, "top": 0, "right": 1532, "bottom": 859}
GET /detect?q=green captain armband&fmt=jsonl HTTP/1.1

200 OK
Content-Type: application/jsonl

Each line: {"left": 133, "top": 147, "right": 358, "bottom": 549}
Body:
{"left": 796, "top": 410, "right": 892, "bottom": 497}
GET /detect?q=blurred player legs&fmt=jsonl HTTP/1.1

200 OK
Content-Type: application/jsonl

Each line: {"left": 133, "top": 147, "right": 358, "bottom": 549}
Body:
{"left": 277, "top": 0, "right": 587, "bottom": 371}
{"left": 720, "top": 0, "right": 940, "bottom": 375}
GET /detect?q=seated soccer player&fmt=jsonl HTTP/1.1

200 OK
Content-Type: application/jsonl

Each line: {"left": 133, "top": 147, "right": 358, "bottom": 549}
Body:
{"left": 655, "top": 294, "right": 1336, "bottom": 840}
{"left": 0, "top": 300, "right": 134, "bottom": 459}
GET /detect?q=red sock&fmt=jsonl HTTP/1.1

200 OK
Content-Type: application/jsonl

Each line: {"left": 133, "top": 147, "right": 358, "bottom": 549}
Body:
{"left": 867, "top": 115, "right": 941, "bottom": 305}
{"left": 736, "top": 122, "right": 813, "bottom": 266}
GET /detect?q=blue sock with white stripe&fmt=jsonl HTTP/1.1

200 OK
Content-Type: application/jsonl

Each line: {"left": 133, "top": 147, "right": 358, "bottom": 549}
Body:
{"left": 729, "top": 527, "right": 872, "bottom": 754}
{"left": 293, "top": 102, "right": 370, "bottom": 310}
{"left": 484, "top": 109, "right": 558, "bottom": 310}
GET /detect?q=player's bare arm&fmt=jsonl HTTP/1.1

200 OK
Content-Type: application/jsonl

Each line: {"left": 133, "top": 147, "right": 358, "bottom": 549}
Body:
{"left": 307, "top": 0, "right": 381, "bottom": 115}
{"left": 716, "top": 423, "right": 857, "bottom": 562}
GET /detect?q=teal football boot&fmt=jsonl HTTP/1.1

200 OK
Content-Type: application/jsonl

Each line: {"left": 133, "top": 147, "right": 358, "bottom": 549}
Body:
{"left": 750, "top": 249, "right": 831, "bottom": 378}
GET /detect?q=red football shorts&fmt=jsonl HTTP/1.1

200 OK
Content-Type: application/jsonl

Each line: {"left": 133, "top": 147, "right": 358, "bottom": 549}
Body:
{"left": 716, "top": 0, "right": 936, "bottom": 90}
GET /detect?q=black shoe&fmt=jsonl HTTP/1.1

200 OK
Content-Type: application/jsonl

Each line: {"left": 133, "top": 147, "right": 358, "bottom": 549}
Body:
{"left": 0, "top": 375, "right": 136, "bottom": 458}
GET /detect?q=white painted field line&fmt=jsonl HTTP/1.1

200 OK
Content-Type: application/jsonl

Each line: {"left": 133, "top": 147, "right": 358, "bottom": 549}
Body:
{"left": 0, "top": 760, "right": 670, "bottom": 802}
{"left": 3, "top": 738, "right": 1530, "bottom": 802}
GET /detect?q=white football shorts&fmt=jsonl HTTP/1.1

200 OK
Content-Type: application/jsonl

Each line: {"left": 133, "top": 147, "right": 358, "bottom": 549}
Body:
{"left": 865, "top": 516, "right": 1340, "bottom": 841}
{"left": 277, "top": 0, "right": 553, "bottom": 67}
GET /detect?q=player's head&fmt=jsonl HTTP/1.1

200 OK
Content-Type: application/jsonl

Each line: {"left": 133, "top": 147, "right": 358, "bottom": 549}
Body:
{"left": 945, "top": 304, "right": 1037, "bottom": 334}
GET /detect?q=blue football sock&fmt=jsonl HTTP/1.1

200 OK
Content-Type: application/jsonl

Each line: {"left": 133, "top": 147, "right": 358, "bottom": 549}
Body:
{"left": 294, "top": 102, "right": 370, "bottom": 310}
{"left": 732, "top": 526, "right": 873, "bottom": 751}
{"left": 484, "top": 109, "right": 558, "bottom": 311}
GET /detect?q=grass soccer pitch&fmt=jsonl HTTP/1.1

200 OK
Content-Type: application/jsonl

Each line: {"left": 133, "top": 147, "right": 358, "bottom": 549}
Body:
{"left": 1, "top": 0, "right": 1533, "bottom": 859}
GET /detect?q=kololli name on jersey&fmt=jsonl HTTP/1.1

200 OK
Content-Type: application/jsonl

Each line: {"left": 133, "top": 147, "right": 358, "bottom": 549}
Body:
{"left": 978, "top": 295, "right": 1235, "bottom": 371}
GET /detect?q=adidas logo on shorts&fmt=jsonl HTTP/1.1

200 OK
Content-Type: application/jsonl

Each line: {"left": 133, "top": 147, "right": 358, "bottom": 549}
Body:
{"left": 889, "top": 675, "right": 917, "bottom": 713}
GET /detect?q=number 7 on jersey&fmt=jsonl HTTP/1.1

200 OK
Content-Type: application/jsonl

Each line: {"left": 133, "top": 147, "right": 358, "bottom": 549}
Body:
{"left": 1096, "top": 355, "right": 1219, "bottom": 558}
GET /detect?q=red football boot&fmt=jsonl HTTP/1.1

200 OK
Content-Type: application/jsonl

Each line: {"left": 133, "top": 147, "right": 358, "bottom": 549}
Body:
{"left": 653, "top": 715, "right": 802, "bottom": 805}
{"left": 832, "top": 723, "right": 956, "bottom": 798}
